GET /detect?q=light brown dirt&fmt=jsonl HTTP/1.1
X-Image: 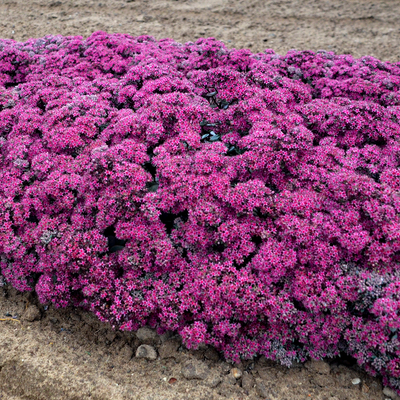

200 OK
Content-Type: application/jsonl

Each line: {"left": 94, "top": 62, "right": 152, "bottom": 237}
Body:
{"left": 1, "top": 0, "right": 400, "bottom": 62}
{"left": 0, "top": 1, "right": 399, "bottom": 400}
{"left": 0, "top": 286, "right": 389, "bottom": 400}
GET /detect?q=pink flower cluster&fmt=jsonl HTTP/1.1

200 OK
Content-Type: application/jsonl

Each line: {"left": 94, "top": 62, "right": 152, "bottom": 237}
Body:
{"left": 0, "top": 31, "right": 399, "bottom": 393}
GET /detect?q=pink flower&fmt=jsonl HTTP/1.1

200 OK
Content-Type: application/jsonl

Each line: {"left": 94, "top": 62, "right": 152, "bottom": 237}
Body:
{"left": 1, "top": 32, "right": 400, "bottom": 396}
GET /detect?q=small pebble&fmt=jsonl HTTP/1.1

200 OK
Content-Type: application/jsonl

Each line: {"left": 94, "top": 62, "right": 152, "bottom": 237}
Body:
{"left": 136, "top": 344, "right": 157, "bottom": 361}
{"left": 352, "top": 378, "right": 361, "bottom": 385}
{"left": 383, "top": 387, "right": 400, "bottom": 399}
{"left": 231, "top": 368, "right": 242, "bottom": 379}
{"left": 22, "top": 305, "right": 40, "bottom": 322}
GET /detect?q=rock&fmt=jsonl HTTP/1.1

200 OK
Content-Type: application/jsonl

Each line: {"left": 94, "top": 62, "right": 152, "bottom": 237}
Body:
{"left": 135, "top": 344, "right": 157, "bottom": 361}
{"left": 219, "top": 362, "right": 231, "bottom": 374}
{"left": 187, "top": 347, "right": 207, "bottom": 360}
{"left": 203, "top": 373, "right": 222, "bottom": 388}
{"left": 158, "top": 339, "right": 180, "bottom": 360}
{"left": 241, "top": 371, "right": 255, "bottom": 391}
{"left": 224, "top": 375, "right": 237, "bottom": 385}
{"left": 231, "top": 368, "right": 242, "bottom": 379}
{"left": 204, "top": 347, "right": 220, "bottom": 362}
{"left": 352, "top": 378, "right": 361, "bottom": 385}
{"left": 136, "top": 326, "right": 159, "bottom": 345}
{"left": 119, "top": 344, "right": 133, "bottom": 362}
{"left": 304, "top": 359, "right": 331, "bottom": 375}
{"left": 22, "top": 305, "right": 41, "bottom": 322}
{"left": 181, "top": 359, "right": 210, "bottom": 380}
{"left": 383, "top": 387, "right": 400, "bottom": 400}
{"left": 159, "top": 331, "right": 175, "bottom": 343}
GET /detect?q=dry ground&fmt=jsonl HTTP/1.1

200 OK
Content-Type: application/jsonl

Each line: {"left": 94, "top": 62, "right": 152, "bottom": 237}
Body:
{"left": 1, "top": 0, "right": 400, "bottom": 62}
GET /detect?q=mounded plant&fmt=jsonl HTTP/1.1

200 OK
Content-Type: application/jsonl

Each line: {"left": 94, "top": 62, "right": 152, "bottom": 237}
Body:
{"left": 1, "top": 31, "right": 400, "bottom": 394}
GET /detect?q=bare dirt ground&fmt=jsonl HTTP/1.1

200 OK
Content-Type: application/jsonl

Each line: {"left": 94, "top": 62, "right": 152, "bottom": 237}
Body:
{"left": 0, "top": 1, "right": 400, "bottom": 400}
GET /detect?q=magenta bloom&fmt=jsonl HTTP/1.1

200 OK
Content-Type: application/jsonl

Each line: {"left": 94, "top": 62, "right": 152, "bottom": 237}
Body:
{"left": 1, "top": 32, "right": 399, "bottom": 394}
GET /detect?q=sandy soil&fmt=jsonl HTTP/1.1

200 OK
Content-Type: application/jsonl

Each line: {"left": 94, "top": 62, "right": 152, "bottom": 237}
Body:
{"left": 1, "top": 0, "right": 400, "bottom": 62}
{"left": 0, "top": 1, "right": 399, "bottom": 400}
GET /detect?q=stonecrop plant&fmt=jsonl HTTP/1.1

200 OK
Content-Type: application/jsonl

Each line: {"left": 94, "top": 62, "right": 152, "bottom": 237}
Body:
{"left": 0, "top": 31, "right": 399, "bottom": 393}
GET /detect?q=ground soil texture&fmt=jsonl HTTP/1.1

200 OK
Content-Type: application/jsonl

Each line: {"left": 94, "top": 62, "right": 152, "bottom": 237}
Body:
{"left": 0, "top": 1, "right": 399, "bottom": 400}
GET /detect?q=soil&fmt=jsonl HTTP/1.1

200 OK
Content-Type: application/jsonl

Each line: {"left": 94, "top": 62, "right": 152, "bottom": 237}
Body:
{"left": 0, "top": 1, "right": 399, "bottom": 400}
{"left": 1, "top": 0, "right": 400, "bottom": 62}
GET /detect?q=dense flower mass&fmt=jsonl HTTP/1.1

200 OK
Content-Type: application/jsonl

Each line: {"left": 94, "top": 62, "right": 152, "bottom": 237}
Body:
{"left": 0, "top": 31, "right": 399, "bottom": 393}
